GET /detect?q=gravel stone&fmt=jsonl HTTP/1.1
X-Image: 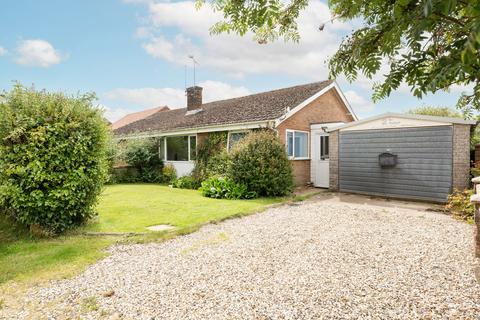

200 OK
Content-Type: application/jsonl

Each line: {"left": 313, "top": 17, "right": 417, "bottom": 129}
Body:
{"left": 2, "top": 194, "right": 480, "bottom": 319}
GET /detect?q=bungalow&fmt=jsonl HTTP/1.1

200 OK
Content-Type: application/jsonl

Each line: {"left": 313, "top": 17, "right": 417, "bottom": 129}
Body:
{"left": 114, "top": 80, "right": 358, "bottom": 186}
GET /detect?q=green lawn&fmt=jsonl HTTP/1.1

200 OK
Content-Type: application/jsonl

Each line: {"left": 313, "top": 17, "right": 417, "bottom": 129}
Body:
{"left": 0, "top": 184, "right": 282, "bottom": 287}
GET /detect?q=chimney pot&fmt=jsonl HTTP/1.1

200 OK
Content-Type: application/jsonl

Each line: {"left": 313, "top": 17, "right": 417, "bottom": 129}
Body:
{"left": 186, "top": 86, "right": 203, "bottom": 111}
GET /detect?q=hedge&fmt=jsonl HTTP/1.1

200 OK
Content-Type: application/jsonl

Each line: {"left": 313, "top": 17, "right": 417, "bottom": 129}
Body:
{"left": 0, "top": 85, "right": 109, "bottom": 234}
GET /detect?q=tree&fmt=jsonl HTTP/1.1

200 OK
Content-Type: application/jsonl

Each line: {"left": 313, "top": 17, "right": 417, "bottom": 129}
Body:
{"left": 198, "top": 0, "right": 480, "bottom": 111}
{"left": 0, "top": 84, "right": 110, "bottom": 234}
{"left": 407, "top": 106, "right": 463, "bottom": 118}
{"left": 409, "top": 106, "right": 479, "bottom": 149}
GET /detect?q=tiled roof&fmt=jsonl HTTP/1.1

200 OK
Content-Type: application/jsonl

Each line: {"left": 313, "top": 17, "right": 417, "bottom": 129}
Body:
{"left": 111, "top": 106, "right": 169, "bottom": 130}
{"left": 114, "top": 80, "right": 332, "bottom": 136}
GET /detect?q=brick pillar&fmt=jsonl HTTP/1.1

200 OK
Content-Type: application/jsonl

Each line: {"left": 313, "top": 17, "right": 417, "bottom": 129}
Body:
{"left": 453, "top": 124, "right": 471, "bottom": 190}
{"left": 329, "top": 130, "right": 339, "bottom": 190}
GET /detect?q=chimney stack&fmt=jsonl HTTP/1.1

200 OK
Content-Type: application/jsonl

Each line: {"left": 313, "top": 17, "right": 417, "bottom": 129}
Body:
{"left": 186, "top": 86, "right": 203, "bottom": 111}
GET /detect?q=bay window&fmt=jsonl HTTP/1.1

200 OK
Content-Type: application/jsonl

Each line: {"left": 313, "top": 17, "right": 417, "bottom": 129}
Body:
{"left": 286, "top": 130, "right": 309, "bottom": 159}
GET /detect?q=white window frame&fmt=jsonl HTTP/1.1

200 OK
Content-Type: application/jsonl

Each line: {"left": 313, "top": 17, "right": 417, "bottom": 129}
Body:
{"left": 227, "top": 130, "right": 248, "bottom": 152}
{"left": 163, "top": 134, "right": 197, "bottom": 162}
{"left": 286, "top": 129, "right": 310, "bottom": 160}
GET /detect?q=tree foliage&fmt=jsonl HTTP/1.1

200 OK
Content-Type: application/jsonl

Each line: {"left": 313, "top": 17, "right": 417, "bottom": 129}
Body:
{"left": 407, "top": 106, "right": 463, "bottom": 118}
{"left": 408, "top": 105, "right": 479, "bottom": 149}
{"left": 124, "top": 139, "right": 163, "bottom": 183}
{"left": 0, "top": 84, "right": 109, "bottom": 234}
{"left": 200, "top": 0, "right": 480, "bottom": 111}
{"left": 192, "top": 131, "right": 228, "bottom": 182}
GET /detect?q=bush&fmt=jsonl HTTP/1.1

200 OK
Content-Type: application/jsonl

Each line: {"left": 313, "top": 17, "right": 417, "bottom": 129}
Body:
{"left": 445, "top": 189, "right": 475, "bottom": 222}
{"left": 124, "top": 139, "right": 163, "bottom": 183}
{"left": 162, "top": 164, "right": 177, "bottom": 184}
{"left": 471, "top": 167, "right": 480, "bottom": 178}
{"left": 110, "top": 166, "right": 139, "bottom": 183}
{"left": 0, "top": 84, "right": 109, "bottom": 234}
{"left": 205, "top": 150, "right": 231, "bottom": 177}
{"left": 105, "top": 139, "right": 119, "bottom": 184}
{"left": 173, "top": 175, "right": 200, "bottom": 189}
{"left": 229, "top": 130, "right": 293, "bottom": 197}
{"left": 200, "top": 176, "right": 257, "bottom": 199}
{"left": 193, "top": 132, "right": 228, "bottom": 183}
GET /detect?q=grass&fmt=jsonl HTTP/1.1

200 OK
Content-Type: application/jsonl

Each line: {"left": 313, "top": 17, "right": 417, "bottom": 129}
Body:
{"left": 0, "top": 184, "right": 282, "bottom": 287}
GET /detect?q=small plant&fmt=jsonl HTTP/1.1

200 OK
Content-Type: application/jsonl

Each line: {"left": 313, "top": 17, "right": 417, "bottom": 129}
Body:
{"left": 200, "top": 176, "right": 257, "bottom": 199}
{"left": 471, "top": 167, "right": 480, "bottom": 178}
{"left": 81, "top": 296, "right": 99, "bottom": 312}
{"left": 162, "top": 164, "right": 177, "bottom": 184}
{"left": 445, "top": 189, "right": 475, "bottom": 222}
{"left": 173, "top": 175, "right": 200, "bottom": 189}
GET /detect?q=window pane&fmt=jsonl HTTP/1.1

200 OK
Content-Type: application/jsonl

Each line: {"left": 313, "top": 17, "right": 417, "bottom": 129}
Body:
{"left": 229, "top": 132, "right": 247, "bottom": 151}
{"left": 189, "top": 136, "right": 197, "bottom": 161}
{"left": 158, "top": 137, "right": 165, "bottom": 160}
{"left": 294, "top": 132, "right": 308, "bottom": 158}
{"left": 287, "top": 131, "right": 294, "bottom": 157}
{"left": 320, "top": 136, "right": 329, "bottom": 159}
{"left": 166, "top": 136, "right": 189, "bottom": 161}
{"left": 325, "top": 136, "right": 329, "bottom": 157}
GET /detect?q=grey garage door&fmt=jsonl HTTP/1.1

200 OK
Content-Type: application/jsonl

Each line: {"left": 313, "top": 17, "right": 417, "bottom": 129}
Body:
{"left": 339, "top": 126, "right": 453, "bottom": 202}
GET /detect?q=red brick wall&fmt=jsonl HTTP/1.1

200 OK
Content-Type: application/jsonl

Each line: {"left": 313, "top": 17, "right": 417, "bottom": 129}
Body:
{"left": 276, "top": 88, "right": 355, "bottom": 186}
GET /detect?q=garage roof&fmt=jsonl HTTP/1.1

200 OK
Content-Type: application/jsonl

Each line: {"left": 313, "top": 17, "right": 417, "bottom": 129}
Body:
{"left": 328, "top": 112, "right": 477, "bottom": 132}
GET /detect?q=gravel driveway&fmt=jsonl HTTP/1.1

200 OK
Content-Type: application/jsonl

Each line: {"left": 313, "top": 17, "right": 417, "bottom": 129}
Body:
{"left": 2, "top": 194, "right": 480, "bottom": 319}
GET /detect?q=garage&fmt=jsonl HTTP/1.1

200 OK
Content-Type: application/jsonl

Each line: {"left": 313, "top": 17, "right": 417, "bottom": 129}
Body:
{"left": 327, "top": 113, "right": 475, "bottom": 202}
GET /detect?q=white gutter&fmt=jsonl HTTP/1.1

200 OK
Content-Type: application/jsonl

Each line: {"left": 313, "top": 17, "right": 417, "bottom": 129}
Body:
{"left": 115, "top": 120, "right": 275, "bottom": 140}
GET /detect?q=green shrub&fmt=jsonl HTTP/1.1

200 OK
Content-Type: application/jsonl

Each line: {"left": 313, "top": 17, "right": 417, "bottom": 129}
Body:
{"left": 200, "top": 176, "right": 257, "bottom": 199}
{"left": 0, "top": 84, "right": 109, "bottom": 234}
{"left": 205, "top": 150, "right": 231, "bottom": 177}
{"left": 445, "top": 189, "right": 475, "bottom": 222}
{"left": 173, "top": 175, "right": 200, "bottom": 189}
{"left": 471, "top": 167, "right": 480, "bottom": 178}
{"left": 105, "top": 139, "right": 119, "bottom": 184}
{"left": 162, "top": 164, "right": 177, "bottom": 184}
{"left": 124, "top": 139, "right": 163, "bottom": 183}
{"left": 229, "top": 130, "right": 293, "bottom": 197}
{"left": 110, "top": 166, "right": 139, "bottom": 183}
{"left": 193, "top": 132, "right": 228, "bottom": 183}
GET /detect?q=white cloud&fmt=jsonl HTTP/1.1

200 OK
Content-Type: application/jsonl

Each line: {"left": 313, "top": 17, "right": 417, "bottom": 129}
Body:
{"left": 344, "top": 90, "right": 375, "bottom": 113}
{"left": 101, "top": 80, "right": 251, "bottom": 121}
{"left": 198, "top": 80, "right": 251, "bottom": 102}
{"left": 130, "top": 0, "right": 351, "bottom": 79}
{"left": 15, "top": 39, "right": 66, "bottom": 67}
{"left": 0, "top": 46, "right": 7, "bottom": 56}
{"left": 104, "top": 87, "right": 186, "bottom": 109}
{"left": 101, "top": 105, "right": 132, "bottom": 122}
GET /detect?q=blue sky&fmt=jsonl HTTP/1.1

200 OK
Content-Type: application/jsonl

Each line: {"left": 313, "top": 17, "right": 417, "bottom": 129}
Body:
{"left": 0, "top": 0, "right": 465, "bottom": 121}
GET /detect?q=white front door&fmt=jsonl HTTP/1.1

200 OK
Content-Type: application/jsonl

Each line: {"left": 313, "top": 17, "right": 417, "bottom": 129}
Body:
{"left": 312, "top": 132, "right": 330, "bottom": 187}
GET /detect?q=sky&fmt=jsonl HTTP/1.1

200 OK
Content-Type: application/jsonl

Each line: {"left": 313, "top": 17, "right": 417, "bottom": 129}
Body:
{"left": 0, "top": 0, "right": 467, "bottom": 122}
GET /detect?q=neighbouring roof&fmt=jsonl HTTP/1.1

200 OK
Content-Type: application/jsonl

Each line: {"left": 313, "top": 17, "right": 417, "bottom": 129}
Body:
{"left": 328, "top": 112, "right": 477, "bottom": 132}
{"left": 111, "top": 106, "right": 170, "bottom": 130}
{"left": 114, "top": 80, "right": 334, "bottom": 136}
